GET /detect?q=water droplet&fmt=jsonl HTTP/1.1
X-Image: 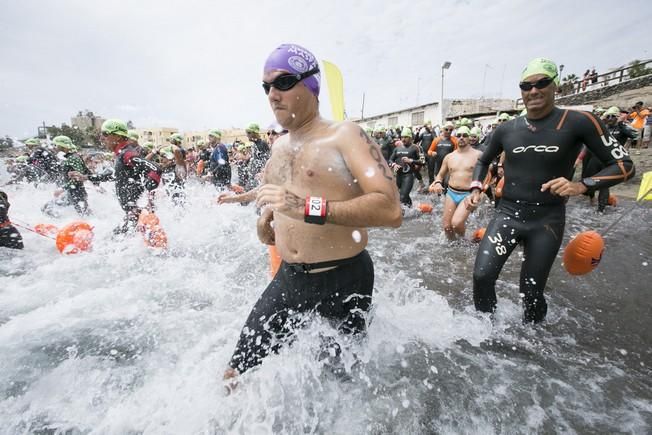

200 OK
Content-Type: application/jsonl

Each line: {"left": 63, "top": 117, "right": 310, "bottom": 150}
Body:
{"left": 291, "top": 113, "right": 296, "bottom": 118}
{"left": 446, "top": 278, "right": 453, "bottom": 284}
{"left": 396, "top": 344, "right": 405, "bottom": 353}
{"left": 328, "top": 167, "right": 333, "bottom": 172}
{"left": 402, "top": 399, "right": 410, "bottom": 408}
{"left": 642, "top": 261, "right": 648, "bottom": 266}
{"left": 365, "top": 167, "right": 375, "bottom": 177}
{"left": 351, "top": 230, "right": 361, "bottom": 243}
{"left": 430, "top": 366, "right": 438, "bottom": 374}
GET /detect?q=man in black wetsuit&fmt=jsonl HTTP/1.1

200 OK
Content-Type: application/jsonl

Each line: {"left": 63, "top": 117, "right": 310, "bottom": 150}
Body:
{"left": 245, "top": 123, "right": 270, "bottom": 190}
{"left": 25, "top": 138, "right": 60, "bottom": 183}
{"left": 427, "top": 121, "right": 458, "bottom": 190}
{"left": 416, "top": 121, "right": 436, "bottom": 186}
{"left": 468, "top": 58, "right": 635, "bottom": 323}
{"left": 389, "top": 127, "right": 422, "bottom": 207}
{"left": 374, "top": 126, "right": 393, "bottom": 162}
{"left": 69, "top": 119, "right": 162, "bottom": 234}
{"left": 0, "top": 191, "right": 23, "bottom": 249}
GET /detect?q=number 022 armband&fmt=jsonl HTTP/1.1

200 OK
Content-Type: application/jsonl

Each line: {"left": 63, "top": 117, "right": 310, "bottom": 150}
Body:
{"left": 304, "top": 196, "right": 327, "bottom": 225}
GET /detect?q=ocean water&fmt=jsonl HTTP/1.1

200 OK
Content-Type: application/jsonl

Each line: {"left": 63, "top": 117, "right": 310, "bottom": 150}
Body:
{"left": 0, "top": 172, "right": 650, "bottom": 434}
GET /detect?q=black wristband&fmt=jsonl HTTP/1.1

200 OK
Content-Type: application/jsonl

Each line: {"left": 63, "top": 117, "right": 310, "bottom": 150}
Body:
{"left": 304, "top": 196, "right": 327, "bottom": 225}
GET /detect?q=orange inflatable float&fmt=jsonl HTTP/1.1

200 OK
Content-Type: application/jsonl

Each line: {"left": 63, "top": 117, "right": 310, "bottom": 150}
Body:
{"left": 196, "top": 159, "right": 205, "bottom": 176}
{"left": 268, "top": 245, "right": 282, "bottom": 278}
{"left": 55, "top": 221, "right": 94, "bottom": 254}
{"left": 137, "top": 210, "right": 168, "bottom": 249}
{"left": 34, "top": 223, "right": 59, "bottom": 237}
{"left": 562, "top": 231, "right": 605, "bottom": 275}
{"left": 495, "top": 177, "right": 505, "bottom": 198}
{"left": 607, "top": 194, "right": 618, "bottom": 206}
{"left": 417, "top": 203, "right": 433, "bottom": 214}
{"left": 472, "top": 227, "right": 486, "bottom": 243}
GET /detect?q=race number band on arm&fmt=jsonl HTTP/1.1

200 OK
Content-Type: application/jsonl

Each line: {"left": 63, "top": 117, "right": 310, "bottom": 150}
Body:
{"left": 304, "top": 196, "right": 327, "bottom": 225}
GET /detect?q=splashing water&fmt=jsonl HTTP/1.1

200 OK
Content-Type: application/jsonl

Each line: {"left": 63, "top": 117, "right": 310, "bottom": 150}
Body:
{"left": 0, "top": 178, "right": 650, "bottom": 433}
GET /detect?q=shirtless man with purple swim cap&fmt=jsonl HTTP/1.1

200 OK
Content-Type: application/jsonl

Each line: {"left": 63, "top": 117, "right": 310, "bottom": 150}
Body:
{"left": 223, "top": 43, "right": 401, "bottom": 386}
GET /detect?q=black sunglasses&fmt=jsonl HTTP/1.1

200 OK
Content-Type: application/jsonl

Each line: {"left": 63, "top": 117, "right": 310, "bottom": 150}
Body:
{"left": 262, "top": 67, "right": 320, "bottom": 95}
{"left": 459, "top": 133, "right": 470, "bottom": 138}
{"left": 519, "top": 75, "right": 556, "bottom": 91}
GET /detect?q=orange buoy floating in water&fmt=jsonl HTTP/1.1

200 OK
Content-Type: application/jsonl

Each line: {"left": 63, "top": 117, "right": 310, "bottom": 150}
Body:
{"left": 562, "top": 230, "right": 604, "bottom": 275}
{"left": 55, "top": 221, "right": 94, "bottom": 254}
{"left": 495, "top": 177, "right": 505, "bottom": 198}
{"left": 268, "top": 245, "right": 282, "bottom": 278}
{"left": 196, "top": 159, "right": 205, "bottom": 176}
{"left": 34, "top": 223, "right": 59, "bottom": 236}
{"left": 137, "top": 210, "right": 168, "bottom": 249}
{"left": 472, "top": 227, "right": 486, "bottom": 243}
{"left": 607, "top": 194, "right": 618, "bottom": 206}
{"left": 417, "top": 203, "right": 433, "bottom": 214}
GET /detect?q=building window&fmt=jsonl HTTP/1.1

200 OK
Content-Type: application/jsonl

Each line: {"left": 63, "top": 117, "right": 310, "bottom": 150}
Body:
{"left": 388, "top": 116, "right": 398, "bottom": 127}
{"left": 411, "top": 111, "right": 424, "bottom": 126}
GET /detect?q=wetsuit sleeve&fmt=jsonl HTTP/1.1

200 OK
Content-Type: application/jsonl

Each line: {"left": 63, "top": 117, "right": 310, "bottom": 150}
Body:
{"left": 471, "top": 126, "right": 504, "bottom": 187}
{"left": 618, "top": 123, "right": 638, "bottom": 140}
{"left": 427, "top": 138, "right": 439, "bottom": 156}
{"left": 125, "top": 152, "right": 162, "bottom": 191}
{"left": 576, "top": 111, "right": 635, "bottom": 190}
{"left": 389, "top": 148, "right": 398, "bottom": 164}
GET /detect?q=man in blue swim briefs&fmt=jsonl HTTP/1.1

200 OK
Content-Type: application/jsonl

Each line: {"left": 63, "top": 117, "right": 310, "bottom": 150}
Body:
{"left": 429, "top": 126, "right": 483, "bottom": 240}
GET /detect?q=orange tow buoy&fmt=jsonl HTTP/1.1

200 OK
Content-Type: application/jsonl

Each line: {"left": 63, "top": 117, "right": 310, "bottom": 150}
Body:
{"left": 137, "top": 210, "right": 168, "bottom": 249}
{"left": 417, "top": 203, "right": 433, "bottom": 214}
{"left": 563, "top": 230, "right": 604, "bottom": 275}
{"left": 472, "top": 227, "right": 486, "bottom": 243}
{"left": 607, "top": 194, "right": 618, "bottom": 206}
{"left": 34, "top": 223, "right": 59, "bottom": 236}
{"left": 56, "top": 221, "right": 94, "bottom": 254}
{"left": 495, "top": 177, "right": 505, "bottom": 198}
{"left": 196, "top": 159, "right": 205, "bottom": 176}
{"left": 268, "top": 245, "right": 282, "bottom": 278}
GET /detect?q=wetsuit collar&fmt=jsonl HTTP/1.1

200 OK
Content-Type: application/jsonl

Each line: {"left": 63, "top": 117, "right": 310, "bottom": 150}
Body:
{"left": 113, "top": 140, "right": 130, "bottom": 156}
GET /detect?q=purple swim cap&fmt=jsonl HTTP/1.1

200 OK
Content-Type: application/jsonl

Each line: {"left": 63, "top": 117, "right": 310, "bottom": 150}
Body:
{"left": 263, "top": 43, "right": 321, "bottom": 97}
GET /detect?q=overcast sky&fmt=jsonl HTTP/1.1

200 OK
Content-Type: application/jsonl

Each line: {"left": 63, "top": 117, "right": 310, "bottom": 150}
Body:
{"left": 1, "top": 0, "right": 650, "bottom": 138}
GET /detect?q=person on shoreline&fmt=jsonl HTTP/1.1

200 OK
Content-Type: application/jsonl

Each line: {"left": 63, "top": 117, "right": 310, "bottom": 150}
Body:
{"left": 224, "top": 43, "right": 401, "bottom": 385}
{"left": 468, "top": 58, "right": 635, "bottom": 323}
{"left": 429, "top": 126, "right": 482, "bottom": 240}
{"left": 69, "top": 119, "right": 162, "bottom": 234}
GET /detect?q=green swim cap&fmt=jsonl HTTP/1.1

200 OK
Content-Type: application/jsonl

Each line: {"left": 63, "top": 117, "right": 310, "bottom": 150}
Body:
{"left": 196, "top": 139, "right": 206, "bottom": 147}
{"left": 101, "top": 119, "right": 130, "bottom": 138}
{"left": 245, "top": 123, "right": 260, "bottom": 134}
{"left": 142, "top": 142, "right": 155, "bottom": 151}
{"left": 470, "top": 126, "right": 482, "bottom": 137}
{"left": 498, "top": 113, "right": 510, "bottom": 121}
{"left": 24, "top": 138, "right": 40, "bottom": 146}
{"left": 603, "top": 106, "right": 620, "bottom": 117}
{"left": 460, "top": 117, "right": 472, "bottom": 127}
{"left": 456, "top": 126, "right": 471, "bottom": 136}
{"left": 520, "top": 109, "right": 528, "bottom": 116}
{"left": 401, "top": 127, "right": 413, "bottom": 138}
{"left": 127, "top": 130, "right": 139, "bottom": 141}
{"left": 160, "top": 146, "right": 175, "bottom": 159}
{"left": 16, "top": 155, "right": 29, "bottom": 163}
{"left": 520, "top": 57, "right": 560, "bottom": 86}
{"left": 168, "top": 133, "right": 183, "bottom": 144}
{"left": 53, "top": 135, "right": 75, "bottom": 151}
{"left": 208, "top": 129, "right": 222, "bottom": 138}
{"left": 593, "top": 107, "right": 606, "bottom": 114}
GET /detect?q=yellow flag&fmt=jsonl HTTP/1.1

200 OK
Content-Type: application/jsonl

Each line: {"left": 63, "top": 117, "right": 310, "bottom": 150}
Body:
{"left": 636, "top": 171, "right": 652, "bottom": 201}
{"left": 322, "top": 60, "right": 345, "bottom": 121}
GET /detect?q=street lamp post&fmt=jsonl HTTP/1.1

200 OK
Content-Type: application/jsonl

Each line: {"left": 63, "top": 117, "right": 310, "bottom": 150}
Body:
{"left": 441, "top": 61, "right": 452, "bottom": 126}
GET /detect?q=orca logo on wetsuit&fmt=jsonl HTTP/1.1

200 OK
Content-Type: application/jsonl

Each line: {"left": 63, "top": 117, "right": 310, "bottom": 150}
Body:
{"left": 512, "top": 145, "right": 560, "bottom": 154}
